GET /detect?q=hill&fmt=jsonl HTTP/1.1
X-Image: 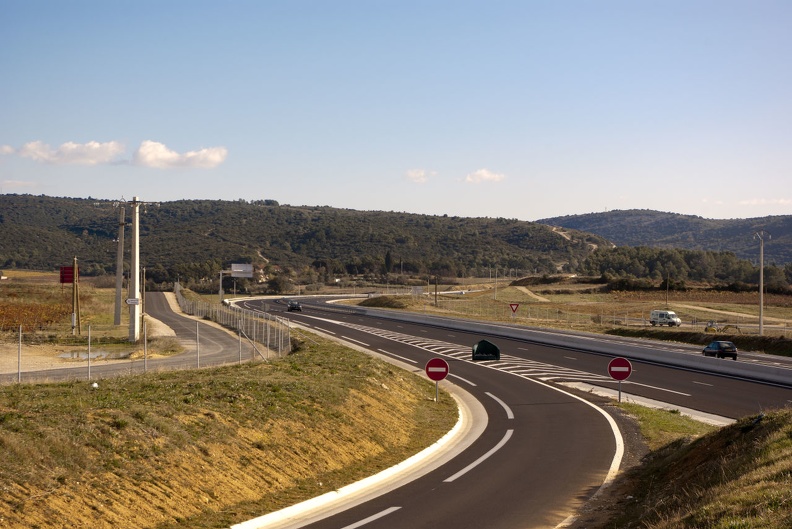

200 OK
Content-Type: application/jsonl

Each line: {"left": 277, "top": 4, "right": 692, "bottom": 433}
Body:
{"left": 0, "top": 194, "right": 608, "bottom": 281}
{"left": 539, "top": 210, "right": 792, "bottom": 265}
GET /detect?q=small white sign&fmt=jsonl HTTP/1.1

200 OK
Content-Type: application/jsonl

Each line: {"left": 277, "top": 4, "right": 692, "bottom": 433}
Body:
{"left": 125, "top": 298, "right": 140, "bottom": 305}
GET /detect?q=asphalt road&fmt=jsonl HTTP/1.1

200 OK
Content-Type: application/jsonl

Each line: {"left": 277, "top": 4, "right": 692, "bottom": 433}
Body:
{"left": 233, "top": 296, "right": 792, "bottom": 528}
{"left": 236, "top": 299, "right": 624, "bottom": 529}
{"left": 8, "top": 294, "right": 790, "bottom": 528}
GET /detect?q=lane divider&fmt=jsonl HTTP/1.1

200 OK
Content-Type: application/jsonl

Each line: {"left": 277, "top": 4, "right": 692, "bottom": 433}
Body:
{"left": 444, "top": 429, "right": 514, "bottom": 483}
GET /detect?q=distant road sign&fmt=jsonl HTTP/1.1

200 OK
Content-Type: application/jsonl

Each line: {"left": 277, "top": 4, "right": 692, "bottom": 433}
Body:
{"left": 509, "top": 303, "right": 519, "bottom": 313}
{"left": 231, "top": 263, "right": 253, "bottom": 278}
{"left": 608, "top": 357, "right": 632, "bottom": 381}
{"left": 60, "top": 266, "right": 75, "bottom": 284}
{"left": 125, "top": 298, "right": 140, "bottom": 305}
{"left": 425, "top": 358, "right": 449, "bottom": 381}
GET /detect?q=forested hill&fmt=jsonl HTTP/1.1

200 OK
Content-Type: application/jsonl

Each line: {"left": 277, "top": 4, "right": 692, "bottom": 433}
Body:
{"left": 0, "top": 194, "right": 608, "bottom": 279}
{"left": 539, "top": 210, "right": 792, "bottom": 265}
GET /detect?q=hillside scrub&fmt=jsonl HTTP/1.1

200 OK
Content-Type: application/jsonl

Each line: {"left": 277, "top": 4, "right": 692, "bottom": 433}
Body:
{"left": 0, "top": 336, "right": 457, "bottom": 529}
{"left": 590, "top": 409, "right": 792, "bottom": 529}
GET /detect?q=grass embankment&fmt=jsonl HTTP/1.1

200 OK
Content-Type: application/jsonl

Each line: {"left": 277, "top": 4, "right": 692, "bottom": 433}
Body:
{"left": 0, "top": 335, "right": 457, "bottom": 529}
{"left": 593, "top": 407, "right": 792, "bottom": 529}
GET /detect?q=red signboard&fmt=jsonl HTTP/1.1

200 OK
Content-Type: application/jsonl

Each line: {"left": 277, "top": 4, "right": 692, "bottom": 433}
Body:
{"left": 509, "top": 303, "right": 519, "bottom": 313}
{"left": 425, "top": 357, "right": 449, "bottom": 381}
{"left": 608, "top": 357, "right": 633, "bottom": 381}
{"left": 60, "top": 266, "right": 75, "bottom": 284}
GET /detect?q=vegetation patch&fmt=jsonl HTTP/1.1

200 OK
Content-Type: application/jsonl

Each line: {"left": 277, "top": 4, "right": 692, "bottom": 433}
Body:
{"left": 607, "top": 328, "right": 792, "bottom": 357}
{"left": 586, "top": 409, "right": 792, "bottom": 529}
{"left": 0, "top": 334, "right": 457, "bottom": 529}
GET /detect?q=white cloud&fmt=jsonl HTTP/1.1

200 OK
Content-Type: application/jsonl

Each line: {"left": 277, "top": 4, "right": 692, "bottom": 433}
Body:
{"left": 17, "top": 140, "right": 124, "bottom": 165}
{"left": 0, "top": 145, "right": 15, "bottom": 155}
{"left": 405, "top": 169, "right": 435, "bottom": 184}
{"left": 737, "top": 198, "right": 792, "bottom": 207}
{"left": 465, "top": 168, "right": 505, "bottom": 184}
{"left": 132, "top": 140, "right": 228, "bottom": 169}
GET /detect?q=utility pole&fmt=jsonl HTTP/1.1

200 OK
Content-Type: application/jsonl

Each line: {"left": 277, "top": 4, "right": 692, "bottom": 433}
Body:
{"left": 72, "top": 256, "right": 81, "bottom": 335}
{"left": 114, "top": 206, "right": 125, "bottom": 326}
{"left": 129, "top": 197, "right": 141, "bottom": 342}
{"left": 754, "top": 230, "right": 770, "bottom": 336}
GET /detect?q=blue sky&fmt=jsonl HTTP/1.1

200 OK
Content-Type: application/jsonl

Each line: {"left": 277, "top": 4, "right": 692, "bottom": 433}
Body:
{"left": 2, "top": 1, "right": 790, "bottom": 221}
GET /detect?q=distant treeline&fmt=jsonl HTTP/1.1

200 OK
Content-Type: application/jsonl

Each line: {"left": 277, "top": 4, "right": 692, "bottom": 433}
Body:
{"left": 2, "top": 195, "right": 791, "bottom": 295}
{"left": 581, "top": 246, "right": 792, "bottom": 294}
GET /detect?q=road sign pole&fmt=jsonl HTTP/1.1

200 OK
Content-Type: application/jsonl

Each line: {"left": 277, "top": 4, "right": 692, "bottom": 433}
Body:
{"left": 618, "top": 380, "right": 622, "bottom": 402}
{"left": 425, "top": 357, "right": 449, "bottom": 403}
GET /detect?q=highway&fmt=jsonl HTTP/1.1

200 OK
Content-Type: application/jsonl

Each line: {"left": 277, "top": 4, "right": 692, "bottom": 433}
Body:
{"left": 6, "top": 293, "right": 790, "bottom": 528}
{"left": 231, "top": 297, "right": 792, "bottom": 528}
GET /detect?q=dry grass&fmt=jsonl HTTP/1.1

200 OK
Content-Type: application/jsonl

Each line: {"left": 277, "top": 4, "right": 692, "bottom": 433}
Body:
{"left": 599, "top": 409, "right": 792, "bottom": 529}
{"left": 0, "top": 335, "right": 457, "bottom": 529}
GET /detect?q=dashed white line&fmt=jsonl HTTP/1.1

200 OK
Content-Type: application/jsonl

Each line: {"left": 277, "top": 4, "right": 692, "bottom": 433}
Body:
{"left": 341, "top": 336, "right": 370, "bottom": 347}
{"left": 341, "top": 506, "right": 402, "bottom": 529}
{"left": 486, "top": 392, "right": 515, "bottom": 419}
{"left": 444, "top": 429, "right": 514, "bottom": 482}
{"left": 449, "top": 373, "right": 476, "bottom": 386}
{"left": 377, "top": 349, "right": 418, "bottom": 364}
{"left": 692, "top": 381, "right": 713, "bottom": 387}
{"left": 314, "top": 327, "right": 336, "bottom": 335}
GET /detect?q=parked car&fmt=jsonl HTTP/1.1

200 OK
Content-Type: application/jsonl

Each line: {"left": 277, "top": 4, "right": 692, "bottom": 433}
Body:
{"left": 287, "top": 300, "right": 302, "bottom": 312}
{"left": 702, "top": 340, "right": 738, "bottom": 360}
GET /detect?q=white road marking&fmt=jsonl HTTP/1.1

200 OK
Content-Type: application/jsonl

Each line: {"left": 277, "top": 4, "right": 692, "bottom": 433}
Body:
{"left": 341, "top": 336, "right": 370, "bottom": 347}
{"left": 378, "top": 349, "right": 417, "bottom": 364}
{"left": 449, "top": 374, "right": 476, "bottom": 386}
{"left": 444, "top": 429, "right": 514, "bottom": 482}
{"left": 341, "top": 506, "right": 402, "bottom": 529}
{"left": 486, "top": 392, "right": 514, "bottom": 419}
{"left": 692, "top": 381, "right": 713, "bottom": 387}
{"left": 314, "top": 327, "right": 336, "bottom": 335}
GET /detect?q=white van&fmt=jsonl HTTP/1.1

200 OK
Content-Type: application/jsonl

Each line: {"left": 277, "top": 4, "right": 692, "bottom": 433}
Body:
{"left": 650, "top": 310, "right": 682, "bottom": 327}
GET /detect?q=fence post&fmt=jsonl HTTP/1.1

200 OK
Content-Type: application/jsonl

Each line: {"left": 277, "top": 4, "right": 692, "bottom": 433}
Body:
{"left": 17, "top": 325, "right": 22, "bottom": 383}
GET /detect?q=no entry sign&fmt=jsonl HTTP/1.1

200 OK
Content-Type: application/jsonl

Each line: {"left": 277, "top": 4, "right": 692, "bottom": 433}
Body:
{"left": 608, "top": 357, "right": 632, "bottom": 381}
{"left": 425, "top": 357, "right": 449, "bottom": 381}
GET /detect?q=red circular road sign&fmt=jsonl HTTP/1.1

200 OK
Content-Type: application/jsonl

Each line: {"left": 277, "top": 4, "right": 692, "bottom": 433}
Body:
{"left": 608, "top": 357, "right": 633, "bottom": 381}
{"left": 425, "top": 357, "right": 450, "bottom": 381}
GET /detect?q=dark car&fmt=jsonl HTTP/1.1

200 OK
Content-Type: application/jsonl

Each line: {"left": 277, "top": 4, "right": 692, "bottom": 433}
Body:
{"left": 702, "top": 340, "right": 738, "bottom": 360}
{"left": 286, "top": 300, "right": 302, "bottom": 312}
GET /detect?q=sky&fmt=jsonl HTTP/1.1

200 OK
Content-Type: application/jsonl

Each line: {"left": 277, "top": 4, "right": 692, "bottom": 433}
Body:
{"left": 1, "top": 0, "right": 791, "bottom": 222}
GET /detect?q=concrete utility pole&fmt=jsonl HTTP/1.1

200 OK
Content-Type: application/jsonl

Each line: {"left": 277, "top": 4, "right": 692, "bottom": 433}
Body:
{"left": 129, "top": 198, "right": 141, "bottom": 342}
{"left": 114, "top": 206, "right": 125, "bottom": 326}
{"left": 754, "top": 230, "right": 770, "bottom": 336}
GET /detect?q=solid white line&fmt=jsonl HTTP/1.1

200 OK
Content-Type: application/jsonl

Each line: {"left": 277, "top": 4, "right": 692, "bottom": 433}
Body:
{"left": 486, "top": 392, "right": 515, "bottom": 419}
{"left": 444, "top": 429, "right": 514, "bottom": 482}
{"left": 341, "top": 336, "right": 370, "bottom": 347}
{"left": 314, "top": 327, "right": 336, "bottom": 335}
{"left": 341, "top": 506, "right": 402, "bottom": 529}
{"left": 378, "top": 349, "right": 417, "bottom": 364}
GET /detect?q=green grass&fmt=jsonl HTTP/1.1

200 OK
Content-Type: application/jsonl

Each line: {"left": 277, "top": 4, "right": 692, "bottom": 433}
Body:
{"left": 618, "top": 402, "right": 716, "bottom": 450}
